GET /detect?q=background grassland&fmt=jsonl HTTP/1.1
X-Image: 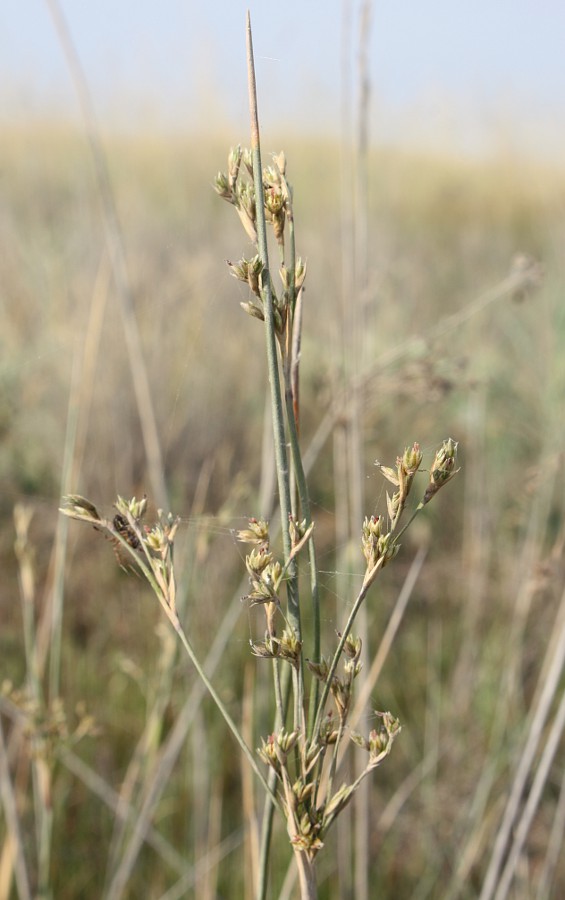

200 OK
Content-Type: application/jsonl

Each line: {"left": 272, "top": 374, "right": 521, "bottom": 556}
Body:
{"left": 1, "top": 122, "right": 565, "bottom": 898}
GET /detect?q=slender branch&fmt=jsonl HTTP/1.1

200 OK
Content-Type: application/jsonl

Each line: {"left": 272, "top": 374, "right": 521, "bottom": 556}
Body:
{"left": 312, "top": 560, "right": 384, "bottom": 742}
{"left": 174, "top": 622, "right": 280, "bottom": 810}
{"left": 246, "top": 13, "right": 301, "bottom": 644}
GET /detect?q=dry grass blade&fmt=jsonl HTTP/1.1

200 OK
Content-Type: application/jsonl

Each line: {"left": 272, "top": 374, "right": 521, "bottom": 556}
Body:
{"left": 0, "top": 720, "right": 32, "bottom": 900}
{"left": 479, "top": 584, "right": 565, "bottom": 900}
{"left": 494, "top": 687, "right": 565, "bottom": 900}
{"left": 44, "top": 0, "right": 168, "bottom": 510}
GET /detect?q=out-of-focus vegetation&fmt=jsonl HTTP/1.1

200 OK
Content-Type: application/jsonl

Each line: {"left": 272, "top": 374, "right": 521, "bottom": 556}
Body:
{"left": 1, "top": 122, "right": 565, "bottom": 898}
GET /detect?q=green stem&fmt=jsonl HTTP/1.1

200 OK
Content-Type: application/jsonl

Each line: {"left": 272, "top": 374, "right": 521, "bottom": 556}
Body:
{"left": 279, "top": 167, "right": 321, "bottom": 736}
{"left": 394, "top": 499, "right": 426, "bottom": 543}
{"left": 256, "top": 777, "right": 277, "bottom": 900}
{"left": 287, "top": 216, "right": 296, "bottom": 313}
{"left": 247, "top": 13, "right": 309, "bottom": 896}
{"left": 246, "top": 13, "right": 302, "bottom": 735}
{"left": 256, "top": 663, "right": 292, "bottom": 900}
{"left": 284, "top": 385, "right": 321, "bottom": 735}
{"left": 312, "top": 561, "right": 383, "bottom": 743}
{"left": 173, "top": 618, "right": 280, "bottom": 809}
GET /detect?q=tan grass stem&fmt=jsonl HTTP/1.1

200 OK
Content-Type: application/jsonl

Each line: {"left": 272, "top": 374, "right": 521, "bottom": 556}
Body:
{"left": 479, "top": 582, "right": 565, "bottom": 900}
{"left": 99, "top": 547, "right": 284, "bottom": 895}
{"left": 0, "top": 719, "right": 32, "bottom": 900}
{"left": 57, "top": 748, "right": 188, "bottom": 876}
{"left": 105, "top": 617, "right": 280, "bottom": 900}
{"left": 535, "top": 763, "right": 565, "bottom": 899}
{"left": 45, "top": 0, "right": 168, "bottom": 510}
{"left": 494, "top": 686, "right": 565, "bottom": 900}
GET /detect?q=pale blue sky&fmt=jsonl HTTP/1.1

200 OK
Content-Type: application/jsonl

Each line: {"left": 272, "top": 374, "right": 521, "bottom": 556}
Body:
{"left": 1, "top": 1, "right": 564, "bottom": 155}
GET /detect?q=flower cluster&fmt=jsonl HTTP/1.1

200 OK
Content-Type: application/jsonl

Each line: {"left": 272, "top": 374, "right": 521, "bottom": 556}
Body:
{"left": 214, "top": 146, "right": 306, "bottom": 340}
{"left": 60, "top": 495, "right": 180, "bottom": 621}
{"left": 238, "top": 517, "right": 301, "bottom": 650}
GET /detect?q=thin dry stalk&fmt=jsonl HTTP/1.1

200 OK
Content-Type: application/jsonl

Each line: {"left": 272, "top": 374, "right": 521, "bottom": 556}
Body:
{"left": 535, "top": 762, "right": 565, "bottom": 899}
{"left": 105, "top": 623, "right": 178, "bottom": 884}
{"left": 200, "top": 773, "right": 223, "bottom": 900}
{"left": 105, "top": 466, "right": 213, "bottom": 887}
{"left": 98, "top": 560, "right": 266, "bottom": 892}
{"left": 451, "top": 382, "right": 489, "bottom": 710}
{"left": 0, "top": 719, "right": 31, "bottom": 900}
{"left": 45, "top": 0, "right": 168, "bottom": 510}
{"left": 48, "top": 348, "right": 81, "bottom": 700}
{"left": 494, "top": 686, "right": 565, "bottom": 900}
{"left": 59, "top": 748, "right": 187, "bottom": 876}
{"left": 34, "top": 256, "right": 109, "bottom": 685}
{"left": 13, "top": 505, "right": 55, "bottom": 895}
{"left": 446, "top": 422, "right": 563, "bottom": 898}
{"left": 156, "top": 827, "right": 244, "bottom": 900}
{"left": 376, "top": 750, "right": 439, "bottom": 837}
{"left": 479, "top": 582, "right": 565, "bottom": 900}
{"left": 71, "top": 254, "right": 111, "bottom": 480}
{"left": 339, "top": 0, "right": 374, "bottom": 890}
{"left": 344, "top": 545, "right": 427, "bottom": 753}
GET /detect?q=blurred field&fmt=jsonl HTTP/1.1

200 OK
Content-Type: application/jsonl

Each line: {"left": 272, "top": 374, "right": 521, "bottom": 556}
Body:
{"left": 1, "top": 122, "right": 565, "bottom": 898}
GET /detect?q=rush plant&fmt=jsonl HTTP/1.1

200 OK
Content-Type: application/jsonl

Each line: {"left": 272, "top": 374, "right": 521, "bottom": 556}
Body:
{"left": 60, "top": 15, "right": 460, "bottom": 900}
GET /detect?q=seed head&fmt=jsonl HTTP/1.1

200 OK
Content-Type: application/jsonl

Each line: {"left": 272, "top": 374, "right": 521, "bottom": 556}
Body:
{"left": 423, "top": 438, "right": 460, "bottom": 504}
{"left": 226, "top": 255, "right": 264, "bottom": 298}
{"left": 213, "top": 170, "right": 232, "bottom": 201}
{"left": 59, "top": 495, "right": 101, "bottom": 523}
{"left": 237, "top": 517, "right": 270, "bottom": 547}
{"left": 362, "top": 516, "right": 398, "bottom": 568}
{"left": 257, "top": 728, "right": 300, "bottom": 771}
{"left": 324, "top": 782, "right": 352, "bottom": 820}
{"left": 307, "top": 657, "right": 329, "bottom": 683}
{"left": 227, "top": 144, "right": 243, "bottom": 192}
{"left": 402, "top": 442, "right": 423, "bottom": 476}
{"left": 272, "top": 150, "right": 286, "bottom": 176}
{"left": 342, "top": 633, "right": 362, "bottom": 662}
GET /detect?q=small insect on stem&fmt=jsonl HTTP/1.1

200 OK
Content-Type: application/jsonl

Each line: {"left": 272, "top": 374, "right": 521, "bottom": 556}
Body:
{"left": 113, "top": 514, "right": 142, "bottom": 551}
{"left": 60, "top": 494, "right": 151, "bottom": 570}
{"left": 110, "top": 509, "right": 146, "bottom": 569}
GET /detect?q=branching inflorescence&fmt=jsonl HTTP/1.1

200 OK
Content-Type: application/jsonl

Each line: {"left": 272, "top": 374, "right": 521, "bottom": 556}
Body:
{"left": 212, "top": 130, "right": 460, "bottom": 886}
{"left": 59, "top": 128, "right": 460, "bottom": 898}
{"left": 60, "top": 55, "right": 460, "bottom": 898}
{"left": 61, "top": 131, "right": 460, "bottom": 898}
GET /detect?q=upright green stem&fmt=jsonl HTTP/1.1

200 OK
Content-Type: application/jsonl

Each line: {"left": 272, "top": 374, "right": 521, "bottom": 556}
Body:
{"left": 246, "top": 16, "right": 300, "bottom": 636}
{"left": 284, "top": 386, "right": 321, "bottom": 735}
{"left": 279, "top": 172, "right": 321, "bottom": 735}
{"left": 257, "top": 779, "right": 277, "bottom": 900}
{"left": 246, "top": 15, "right": 302, "bottom": 732}
{"left": 247, "top": 14, "right": 314, "bottom": 898}
{"left": 257, "top": 664, "right": 292, "bottom": 900}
